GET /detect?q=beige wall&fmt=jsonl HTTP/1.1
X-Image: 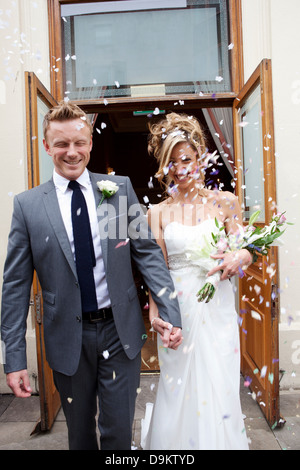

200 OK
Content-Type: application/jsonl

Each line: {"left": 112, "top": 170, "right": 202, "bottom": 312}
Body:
{"left": 242, "top": 0, "right": 300, "bottom": 388}
{"left": 0, "top": 0, "right": 50, "bottom": 391}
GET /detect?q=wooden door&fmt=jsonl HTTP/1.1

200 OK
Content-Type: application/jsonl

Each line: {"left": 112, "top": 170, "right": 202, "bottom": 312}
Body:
{"left": 25, "top": 72, "right": 61, "bottom": 432}
{"left": 233, "top": 60, "right": 281, "bottom": 428}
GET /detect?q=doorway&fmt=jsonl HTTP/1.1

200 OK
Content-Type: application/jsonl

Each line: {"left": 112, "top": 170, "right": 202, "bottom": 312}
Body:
{"left": 88, "top": 106, "right": 234, "bottom": 371}
{"left": 88, "top": 108, "right": 234, "bottom": 199}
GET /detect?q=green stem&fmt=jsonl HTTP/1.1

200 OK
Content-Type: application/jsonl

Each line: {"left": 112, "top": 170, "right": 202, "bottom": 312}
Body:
{"left": 98, "top": 195, "right": 105, "bottom": 207}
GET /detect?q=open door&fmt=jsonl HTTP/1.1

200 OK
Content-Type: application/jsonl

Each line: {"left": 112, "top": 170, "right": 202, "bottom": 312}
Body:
{"left": 233, "top": 60, "right": 281, "bottom": 428}
{"left": 25, "top": 72, "right": 61, "bottom": 432}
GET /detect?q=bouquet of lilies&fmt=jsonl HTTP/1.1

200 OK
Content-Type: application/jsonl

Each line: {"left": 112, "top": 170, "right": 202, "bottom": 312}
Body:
{"left": 186, "top": 211, "right": 288, "bottom": 303}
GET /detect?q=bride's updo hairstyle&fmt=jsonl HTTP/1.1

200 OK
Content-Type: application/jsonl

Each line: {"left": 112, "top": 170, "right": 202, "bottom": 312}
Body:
{"left": 148, "top": 112, "right": 207, "bottom": 192}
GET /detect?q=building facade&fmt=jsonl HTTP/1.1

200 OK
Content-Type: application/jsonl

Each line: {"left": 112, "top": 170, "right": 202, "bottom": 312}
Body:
{"left": 0, "top": 0, "right": 299, "bottom": 427}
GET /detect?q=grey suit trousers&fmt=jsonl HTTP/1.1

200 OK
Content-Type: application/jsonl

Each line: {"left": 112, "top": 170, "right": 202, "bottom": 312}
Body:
{"left": 53, "top": 317, "right": 141, "bottom": 450}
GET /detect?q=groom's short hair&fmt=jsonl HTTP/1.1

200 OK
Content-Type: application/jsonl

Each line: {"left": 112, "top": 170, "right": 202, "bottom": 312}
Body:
{"left": 43, "top": 101, "right": 93, "bottom": 139}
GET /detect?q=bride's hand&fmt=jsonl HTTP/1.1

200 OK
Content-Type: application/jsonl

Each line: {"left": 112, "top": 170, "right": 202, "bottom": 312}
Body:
{"left": 169, "top": 327, "right": 183, "bottom": 350}
{"left": 151, "top": 317, "right": 182, "bottom": 349}
{"left": 207, "top": 249, "right": 252, "bottom": 280}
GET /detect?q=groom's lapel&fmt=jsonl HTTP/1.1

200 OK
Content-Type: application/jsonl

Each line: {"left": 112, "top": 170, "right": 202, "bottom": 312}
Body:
{"left": 89, "top": 172, "right": 109, "bottom": 271}
{"left": 42, "top": 180, "right": 78, "bottom": 280}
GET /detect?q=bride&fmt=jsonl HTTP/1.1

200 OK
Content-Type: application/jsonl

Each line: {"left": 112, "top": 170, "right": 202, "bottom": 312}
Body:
{"left": 143, "top": 112, "right": 251, "bottom": 450}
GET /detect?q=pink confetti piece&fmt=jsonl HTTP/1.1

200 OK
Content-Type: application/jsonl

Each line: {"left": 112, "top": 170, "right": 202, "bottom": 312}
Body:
{"left": 115, "top": 239, "right": 129, "bottom": 249}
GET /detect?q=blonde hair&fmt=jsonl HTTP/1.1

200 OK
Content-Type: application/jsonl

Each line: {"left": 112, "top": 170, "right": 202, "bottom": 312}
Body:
{"left": 148, "top": 112, "right": 207, "bottom": 192}
{"left": 43, "top": 101, "right": 93, "bottom": 139}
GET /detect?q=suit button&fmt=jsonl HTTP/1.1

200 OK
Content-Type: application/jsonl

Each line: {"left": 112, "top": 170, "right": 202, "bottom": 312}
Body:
{"left": 76, "top": 315, "right": 81, "bottom": 322}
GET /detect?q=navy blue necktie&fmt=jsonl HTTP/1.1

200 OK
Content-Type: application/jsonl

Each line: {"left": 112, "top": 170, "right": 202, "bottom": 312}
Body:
{"left": 69, "top": 180, "right": 98, "bottom": 313}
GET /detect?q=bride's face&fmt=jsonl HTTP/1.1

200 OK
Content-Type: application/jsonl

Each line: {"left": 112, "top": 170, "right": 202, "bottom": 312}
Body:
{"left": 169, "top": 142, "right": 200, "bottom": 191}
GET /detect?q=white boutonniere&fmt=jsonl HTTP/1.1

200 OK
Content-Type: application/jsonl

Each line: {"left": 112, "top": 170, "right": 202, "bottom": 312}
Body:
{"left": 97, "top": 180, "right": 119, "bottom": 206}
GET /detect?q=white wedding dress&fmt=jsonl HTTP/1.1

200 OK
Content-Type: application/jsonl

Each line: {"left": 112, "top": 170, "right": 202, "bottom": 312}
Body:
{"left": 142, "top": 220, "right": 249, "bottom": 450}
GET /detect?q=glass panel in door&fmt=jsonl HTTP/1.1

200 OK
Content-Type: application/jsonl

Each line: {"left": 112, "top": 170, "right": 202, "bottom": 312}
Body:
{"left": 238, "top": 84, "right": 265, "bottom": 222}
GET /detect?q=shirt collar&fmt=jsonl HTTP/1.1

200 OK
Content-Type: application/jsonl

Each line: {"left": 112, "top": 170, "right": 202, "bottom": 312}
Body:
{"left": 53, "top": 168, "right": 91, "bottom": 194}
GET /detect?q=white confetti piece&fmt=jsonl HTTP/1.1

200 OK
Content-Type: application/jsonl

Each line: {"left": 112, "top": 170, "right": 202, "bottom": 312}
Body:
{"left": 157, "top": 287, "right": 167, "bottom": 297}
{"left": 251, "top": 310, "right": 261, "bottom": 321}
{"left": 254, "top": 285, "right": 261, "bottom": 295}
{"left": 67, "top": 397, "right": 73, "bottom": 403}
{"left": 102, "top": 350, "right": 109, "bottom": 359}
{"left": 260, "top": 365, "right": 267, "bottom": 378}
{"left": 169, "top": 290, "right": 177, "bottom": 299}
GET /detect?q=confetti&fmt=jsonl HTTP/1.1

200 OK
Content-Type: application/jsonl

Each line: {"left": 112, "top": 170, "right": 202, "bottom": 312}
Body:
{"left": 102, "top": 350, "right": 109, "bottom": 359}
{"left": 261, "top": 365, "right": 267, "bottom": 378}
{"left": 157, "top": 287, "right": 167, "bottom": 297}
{"left": 115, "top": 239, "right": 129, "bottom": 249}
{"left": 251, "top": 310, "right": 261, "bottom": 321}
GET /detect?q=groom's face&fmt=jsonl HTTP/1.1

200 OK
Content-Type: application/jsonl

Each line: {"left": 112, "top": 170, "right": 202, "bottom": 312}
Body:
{"left": 43, "top": 118, "right": 93, "bottom": 180}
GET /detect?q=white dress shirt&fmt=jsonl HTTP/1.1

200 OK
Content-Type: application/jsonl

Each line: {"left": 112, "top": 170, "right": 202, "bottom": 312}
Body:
{"left": 53, "top": 169, "right": 111, "bottom": 309}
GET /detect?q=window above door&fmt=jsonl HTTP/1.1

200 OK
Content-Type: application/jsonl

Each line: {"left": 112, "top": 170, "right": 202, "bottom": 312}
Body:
{"left": 48, "top": 0, "right": 243, "bottom": 103}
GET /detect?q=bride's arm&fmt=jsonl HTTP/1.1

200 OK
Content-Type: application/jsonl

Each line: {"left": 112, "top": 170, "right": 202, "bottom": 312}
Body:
{"left": 147, "top": 206, "right": 182, "bottom": 349}
{"left": 208, "top": 192, "right": 252, "bottom": 280}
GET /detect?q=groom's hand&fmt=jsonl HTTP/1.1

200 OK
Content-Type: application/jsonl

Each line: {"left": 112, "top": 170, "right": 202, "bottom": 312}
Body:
{"left": 169, "top": 327, "right": 183, "bottom": 350}
{"left": 6, "top": 369, "right": 32, "bottom": 398}
{"left": 151, "top": 317, "right": 182, "bottom": 349}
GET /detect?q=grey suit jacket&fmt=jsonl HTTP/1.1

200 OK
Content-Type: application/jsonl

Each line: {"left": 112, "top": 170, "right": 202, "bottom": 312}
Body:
{"left": 1, "top": 172, "right": 181, "bottom": 376}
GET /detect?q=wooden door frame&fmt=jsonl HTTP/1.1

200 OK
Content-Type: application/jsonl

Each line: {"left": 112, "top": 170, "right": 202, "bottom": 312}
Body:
{"left": 25, "top": 72, "right": 61, "bottom": 432}
{"left": 233, "top": 59, "right": 280, "bottom": 428}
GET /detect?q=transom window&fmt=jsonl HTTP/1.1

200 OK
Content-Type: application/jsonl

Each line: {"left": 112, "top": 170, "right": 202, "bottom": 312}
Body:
{"left": 61, "top": 0, "right": 232, "bottom": 101}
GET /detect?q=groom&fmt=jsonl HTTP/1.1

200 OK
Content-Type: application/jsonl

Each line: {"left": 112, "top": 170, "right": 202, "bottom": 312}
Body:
{"left": 1, "top": 101, "right": 182, "bottom": 450}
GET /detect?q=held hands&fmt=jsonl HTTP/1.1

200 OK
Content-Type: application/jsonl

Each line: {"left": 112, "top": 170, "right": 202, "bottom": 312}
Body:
{"left": 151, "top": 317, "right": 183, "bottom": 350}
{"left": 6, "top": 369, "right": 32, "bottom": 398}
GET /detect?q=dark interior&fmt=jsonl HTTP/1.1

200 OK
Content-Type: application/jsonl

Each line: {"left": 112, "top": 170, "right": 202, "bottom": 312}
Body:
{"left": 88, "top": 107, "right": 234, "bottom": 204}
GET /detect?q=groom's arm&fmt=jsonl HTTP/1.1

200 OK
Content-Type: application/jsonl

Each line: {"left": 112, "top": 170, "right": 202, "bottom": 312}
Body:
{"left": 124, "top": 177, "right": 182, "bottom": 331}
{"left": 1, "top": 195, "right": 34, "bottom": 382}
